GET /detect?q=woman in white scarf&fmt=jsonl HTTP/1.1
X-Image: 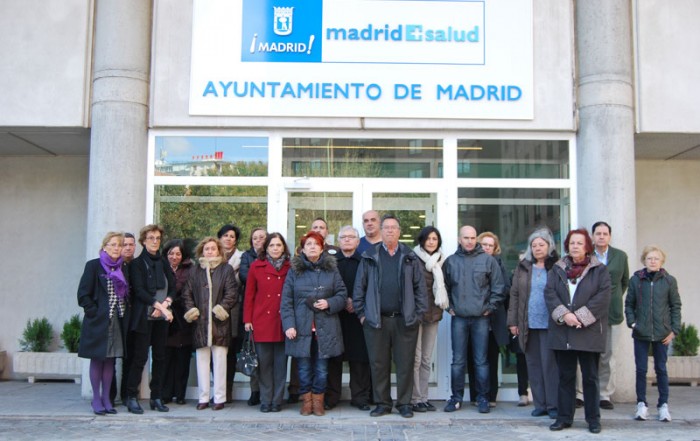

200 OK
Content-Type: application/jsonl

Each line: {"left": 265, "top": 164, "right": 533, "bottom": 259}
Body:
{"left": 411, "top": 226, "right": 449, "bottom": 412}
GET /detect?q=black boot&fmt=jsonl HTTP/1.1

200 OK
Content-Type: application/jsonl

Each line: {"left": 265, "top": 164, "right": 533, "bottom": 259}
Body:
{"left": 248, "top": 391, "right": 261, "bottom": 406}
{"left": 126, "top": 397, "right": 144, "bottom": 415}
{"left": 149, "top": 398, "right": 170, "bottom": 412}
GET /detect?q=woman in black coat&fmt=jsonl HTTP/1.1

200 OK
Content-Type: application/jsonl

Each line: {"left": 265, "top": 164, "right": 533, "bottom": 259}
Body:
{"left": 124, "top": 224, "right": 176, "bottom": 414}
{"left": 281, "top": 231, "right": 347, "bottom": 417}
{"left": 545, "top": 228, "right": 611, "bottom": 434}
{"left": 77, "top": 232, "right": 130, "bottom": 415}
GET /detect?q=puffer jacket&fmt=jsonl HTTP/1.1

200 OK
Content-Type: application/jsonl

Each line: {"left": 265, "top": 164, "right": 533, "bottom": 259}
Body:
{"left": 353, "top": 243, "right": 428, "bottom": 329}
{"left": 625, "top": 268, "right": 682, "bottom": 342}
{"left": 181, "top": 258, "right": 238, "bottom": 349}
{"left": 545, "top": 256, "right": 611, "bottom": 353}
{"left": 281, "top": 254, "right": 347, "bottom": 359}
{"left": 443, "top": 244, "right": 505, "bottom": 318}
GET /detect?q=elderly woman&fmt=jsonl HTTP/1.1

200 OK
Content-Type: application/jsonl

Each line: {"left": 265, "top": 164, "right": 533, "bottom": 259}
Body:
{"left": 411, "top": 226, "right": 448, "bottom": 413}
{"left": 244, "top": 232, "right": 291, "bottom": 413}
{"left": 161, "top": 239, "right": 194, "bottom": 405}
{"left": 181, "top": 236, "right": 238, "bottom": 410}
{"left": 508, "top": 228, "right": 560, "bottom": 418}
{"left": 545, "top": 228, "right": 610, "bottom": 434}
{"left": 125, "top": 224, "right": 175, "bottom": 414}
{"left": 465, "top": 231, "right": 511, "bottom": 407}
{"left": 239, "top": 227, "right": 267, "bottom": 406}
{"left": 77, "top": 232, "right": 129, "bottom": 415}
{"left": 281, "top": 231, "right": 347, "bottom": 417}
{"left": 625, "top": 246, "right": 682, "bottom": 422}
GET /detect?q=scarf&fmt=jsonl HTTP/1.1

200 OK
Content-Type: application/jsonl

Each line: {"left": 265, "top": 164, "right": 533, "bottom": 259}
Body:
{"left": 198, "top": 256, "right": 223, "bottom": 347}
{"left": 144, "top": 250, "right": 166, "bottom": 289}
{"left": 99, "top": 250, "right": 128, "bottom": 300}
{"left": 413, "top": 245, "right": 449, "bottom": 310}
{"left": 267, "top": 255, "right": 287, "bottom": 272}
{"left": 564, "top": 255, "right": 590, "bottom": 284}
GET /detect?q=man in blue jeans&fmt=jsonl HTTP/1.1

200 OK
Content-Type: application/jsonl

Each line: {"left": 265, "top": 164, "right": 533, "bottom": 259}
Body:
{"left": 443, "top": 225, "right": 505, "bottom": 414}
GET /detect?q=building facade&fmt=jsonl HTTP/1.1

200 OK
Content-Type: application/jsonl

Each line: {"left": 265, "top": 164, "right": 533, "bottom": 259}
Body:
{"left": 1, "top": 0, "right": 699, "bottom": 403}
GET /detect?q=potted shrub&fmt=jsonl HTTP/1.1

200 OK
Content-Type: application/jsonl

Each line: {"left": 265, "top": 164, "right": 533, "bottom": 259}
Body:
{"left": 13, "top": 316, "right": 82, "bottom": 383}
{"left": 60, "top": 314, "right": 82, "bottom": 353}
{"left": 650, "top": 322, "right": 700, "bottom": 386}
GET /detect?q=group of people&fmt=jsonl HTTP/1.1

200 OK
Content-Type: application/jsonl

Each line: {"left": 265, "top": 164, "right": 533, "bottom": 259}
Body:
{"left": 76, "top": 215, "right": 682, "bottom": 433}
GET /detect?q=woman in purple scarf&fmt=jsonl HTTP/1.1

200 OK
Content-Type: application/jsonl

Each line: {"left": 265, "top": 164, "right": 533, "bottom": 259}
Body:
{"left": 77, "top": 231, "right": 130, "bottom": 415}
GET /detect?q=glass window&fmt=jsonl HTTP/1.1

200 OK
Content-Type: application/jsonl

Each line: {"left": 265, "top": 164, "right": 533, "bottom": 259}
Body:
{"left": 282, "top": 138, "right": 442, "bottom": 178}
{"left": 154, "top": 136, "right": 268, "bottom": 176}
{"left": 372, "top": 192, "right": 437, "bottom": 245}
{"left": 457, "top": 139, "right": 568, "bottom": 179}
{"left": 457, "top": 187, "right": 569, "bottom": 270}
{"left": 287, "top": 192, "right": 353, "bottom": 249}
{"left": 154, "top": 185, "right": 268, "bottom": 244}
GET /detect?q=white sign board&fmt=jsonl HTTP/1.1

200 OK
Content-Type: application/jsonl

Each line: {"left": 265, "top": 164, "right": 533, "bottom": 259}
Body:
{"left": 190, "top": 0, "right": 533, "bottom": 119}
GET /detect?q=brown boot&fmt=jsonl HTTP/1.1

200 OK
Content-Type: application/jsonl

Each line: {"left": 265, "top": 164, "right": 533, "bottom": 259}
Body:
{"left": 312, "top": 393, "right": 325, "bottom": 416}
{"left": 299, "top": 392, "right": 313, "bottom": 416}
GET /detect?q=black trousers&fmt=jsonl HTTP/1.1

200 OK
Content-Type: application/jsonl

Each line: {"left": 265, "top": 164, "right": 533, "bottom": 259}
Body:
{"left": 162, "top": 345, "right": 192, "bottom": 401}
{"left": 554, "top": 350, "right": 600, "bottom": 424}
{"left": 125, "top": 320, "right": 169, "bottom": 399}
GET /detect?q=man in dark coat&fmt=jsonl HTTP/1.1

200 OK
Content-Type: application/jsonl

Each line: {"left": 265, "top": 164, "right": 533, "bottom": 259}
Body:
{"left": 326, "top": 225, "right": 372, "bottom": 410}
{"left": 354, "top": 214, "right": 428, "bottom": 419}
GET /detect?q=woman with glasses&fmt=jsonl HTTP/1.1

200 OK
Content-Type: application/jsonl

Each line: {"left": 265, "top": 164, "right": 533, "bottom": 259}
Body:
{"left": 625, "top": 245, "right": 682, "bottom": 422}
{"left": 124, "top": 224, "right": 175, "bottom": 414}
{"left": 77, "top": 231, "right": 129, "bottom": 415}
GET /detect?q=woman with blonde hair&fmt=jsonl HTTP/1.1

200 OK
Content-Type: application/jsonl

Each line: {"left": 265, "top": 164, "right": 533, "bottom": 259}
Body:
{"left": 625, "top": 245, "right": 681, "bottom": 422}
{"left": 77, "top": 232, "right": 129, "bottom": 415}
{"left": 181, "top": 236, "right": 238, "bottom": 410}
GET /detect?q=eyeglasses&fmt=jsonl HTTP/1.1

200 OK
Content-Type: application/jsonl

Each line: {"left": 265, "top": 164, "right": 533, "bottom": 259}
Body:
{"left": 339, "top": 235, "right": 358, "bottom": 240}
{"left": 146, "top": 236, "right": 162, "bottom": 242}
{"left": 382, "top": 225, "right": 400, "bottom": 230}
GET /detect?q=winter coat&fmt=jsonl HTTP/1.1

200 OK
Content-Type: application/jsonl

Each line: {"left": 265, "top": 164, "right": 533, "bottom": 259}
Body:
{"left": 336, "top": 251, "right": 369, "bottom": 363}
{"left": 415, "top": 256, "right": 445, "bottom": 324}
{"left": 239, "top": 248, "right": 258, "bottom": 285}
{"left": 625, "top": 268, "right": 682, "bottom": 342}
{"left": 353, "top": 242, "right": 428, "bottom": 329}
{"left": 507, "top": 255, "right": 558, "bottom": 352}
{"left": 226, "top": 249, "right": 243, "bottom": 339}
{"left": 601, "top": 246, "right": 630, "bottom": 325}
{"left": 166, "top": 260, "right": 193, "bottom": 348}
{"left": 545, "top": 256, "right": 611, "bottom": 353}
{"left": 244, "top": 257, "right": 290, "bottom": 343}
{"left": 129, "top": 250, "right": 177, "bottom": 334}
{"left": 281, "top": 254, "right": 347, "bottom": 359}
{"left": 181, "top": 259, "right": 239, "bottom": 349}
{"left": 443, "top": 244, "right": 505, "bottom": 318}
{"left": 77, "top": 259, "right": 130, "bottom": 359}
{"left": 490, "top": 255, "right": 511, "bottom": 345}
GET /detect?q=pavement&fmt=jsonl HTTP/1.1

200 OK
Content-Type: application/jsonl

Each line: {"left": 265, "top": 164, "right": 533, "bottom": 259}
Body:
{"left": 0, "top": 381, "right": 698, "bottom": 440}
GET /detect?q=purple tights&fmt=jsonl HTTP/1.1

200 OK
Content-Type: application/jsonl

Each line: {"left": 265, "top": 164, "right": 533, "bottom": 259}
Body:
{"left": 89, "top": 358, "right": 115, "bottom": 411}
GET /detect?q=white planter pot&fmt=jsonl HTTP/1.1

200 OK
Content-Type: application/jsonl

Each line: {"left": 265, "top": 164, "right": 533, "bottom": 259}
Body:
{"left": 13, "top": 352, "right": 81, "bottom": 384}
{"left": 648, "top": 355, "right": 700, "bottom": 387}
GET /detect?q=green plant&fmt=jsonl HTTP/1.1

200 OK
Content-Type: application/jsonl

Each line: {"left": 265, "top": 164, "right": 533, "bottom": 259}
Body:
{"left": 60, "top": 314, "right": 82, "bottom": 353}
{"left": 672, "top": 323, "right": 699, "bottom": 356}
{"left": 18, "top": 317, "right": 54, "bottom": 352}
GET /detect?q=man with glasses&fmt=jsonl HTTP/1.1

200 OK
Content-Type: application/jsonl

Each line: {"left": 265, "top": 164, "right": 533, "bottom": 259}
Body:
{"left": 353, "top": 214, "right": 428, "bottom": 418}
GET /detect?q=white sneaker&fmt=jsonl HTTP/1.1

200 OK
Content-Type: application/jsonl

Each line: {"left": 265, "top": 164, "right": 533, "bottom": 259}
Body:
{"left": 635, "top": 402, "right": 648, "bottom": 421}
{"left": 658, "top": 403, "right": 672, "bottom": 422}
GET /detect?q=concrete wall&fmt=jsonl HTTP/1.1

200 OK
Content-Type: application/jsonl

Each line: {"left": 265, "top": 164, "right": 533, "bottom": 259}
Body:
{"left": 150, "top": 0, "right": 576, "bottom": 131}
{"left": 635, "top": 160, "right": 700, "bottom": 331}
{"left": 0, "top": 157, "right": 88, "bottom": 378}
{"left": 0, "top": 0, "right": 93, "bottom": 127}
{"left": 635, "top": 0, "right": 700, "bottom": 132}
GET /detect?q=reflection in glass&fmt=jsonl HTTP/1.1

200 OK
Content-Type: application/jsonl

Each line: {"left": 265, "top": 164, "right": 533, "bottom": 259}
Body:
{"left": 372, "top": 193, "right": 437, "bottom": 245}
{"left": 457, "top": 139, "right": 568, "bottom": 179}
{"left": 287, "top": 192, "right": 353, "bottom": 250}
{"left": 154, "top": 185, "right": 267, "bottom": 244}
{"left": 154, "top": 136, "right": 268, "bottom": 176}
{"left": 457, "top": 187, "right": 569, "bottom": 270}
{"left": 283, "top": 138, "right": 442, "bottom": 178}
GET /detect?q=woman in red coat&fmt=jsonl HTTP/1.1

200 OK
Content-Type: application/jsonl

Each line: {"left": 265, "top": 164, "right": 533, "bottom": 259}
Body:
{"left": 244, "top": 232, "right": 291, "bottom": 413}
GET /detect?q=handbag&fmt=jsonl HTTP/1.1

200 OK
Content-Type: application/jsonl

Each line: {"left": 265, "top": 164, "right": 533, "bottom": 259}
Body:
{"left": 236, "top": 330, "right": 259, "bottom": 376}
